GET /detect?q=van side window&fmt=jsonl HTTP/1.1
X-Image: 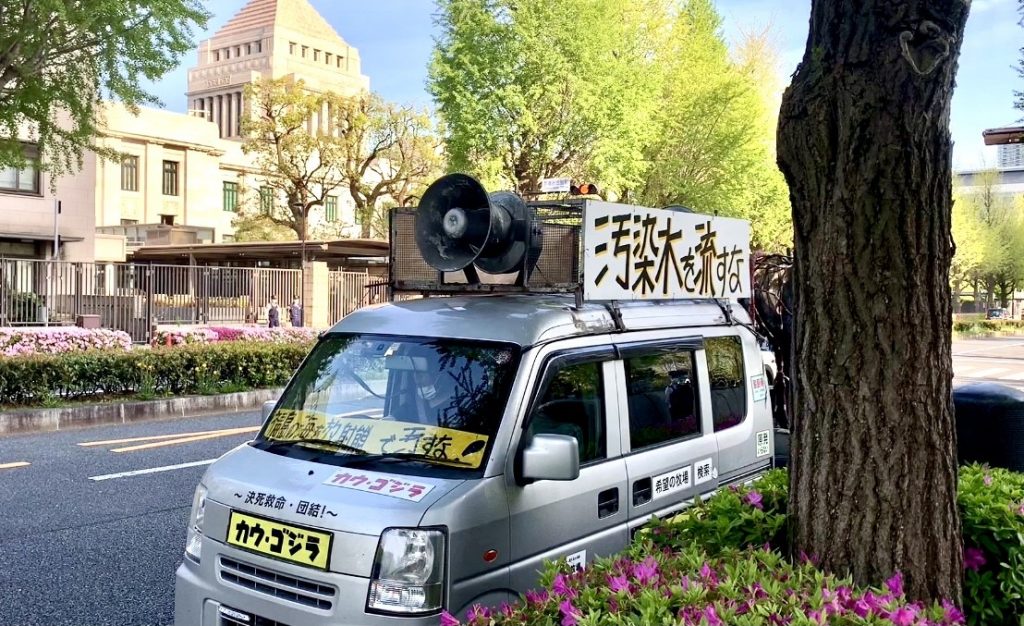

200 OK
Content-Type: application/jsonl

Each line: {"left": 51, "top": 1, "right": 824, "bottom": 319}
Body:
{"left": 706, "top": 336, "right": 747, "bottom": 431}
{"left": 625, "top": 350, "right": 698, "bottom": 449}
{"left": 527, "top": 361, "right": 606, "bottom": 463}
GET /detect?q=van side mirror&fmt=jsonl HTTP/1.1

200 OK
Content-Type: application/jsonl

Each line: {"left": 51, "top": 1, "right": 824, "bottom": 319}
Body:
{"left": 521, "top": 434, "right": 580, "bottom": 482}
{"left": 261, "top": 400, "right": 276, "bottom": 422}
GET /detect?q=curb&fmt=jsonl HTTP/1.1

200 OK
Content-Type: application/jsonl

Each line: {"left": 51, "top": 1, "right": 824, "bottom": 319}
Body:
{"left": 0, "top": 388, "right": 283, "bottom": 437}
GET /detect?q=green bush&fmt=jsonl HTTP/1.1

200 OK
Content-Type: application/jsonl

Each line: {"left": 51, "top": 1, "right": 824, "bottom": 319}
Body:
{"left": 639, "top": 466, "right": 1023, "bottom": 625}
{"left": 0, "top": 341, "right": 313, "bottom": 407}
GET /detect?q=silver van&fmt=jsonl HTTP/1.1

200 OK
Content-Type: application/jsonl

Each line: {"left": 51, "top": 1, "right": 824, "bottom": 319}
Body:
{"left": 173, "top": 294, "right": 773, "bottom": 625}
{"left": 174, "top": 173, "right": 774, "bottom": 625}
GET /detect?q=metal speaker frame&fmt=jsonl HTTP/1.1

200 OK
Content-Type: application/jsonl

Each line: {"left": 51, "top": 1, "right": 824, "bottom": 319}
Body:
{"left": 414, "top": 173, "right": 543, "bottom": 284}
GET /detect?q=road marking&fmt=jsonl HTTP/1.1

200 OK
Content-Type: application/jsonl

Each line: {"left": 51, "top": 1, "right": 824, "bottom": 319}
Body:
{"left": 111, "top": 427, "right": 259, "bottom": 452}
{"left": 965, "top": 367, "right": 1009, "bottom": 379}
{"left": 0, "top": 461, "right": 30, "bottom": 470}
{"left": 78, "top": 426, "right": 259, "bottom": 448}
{"left": 88, "top": 459, "right": 215, "bottom": 482}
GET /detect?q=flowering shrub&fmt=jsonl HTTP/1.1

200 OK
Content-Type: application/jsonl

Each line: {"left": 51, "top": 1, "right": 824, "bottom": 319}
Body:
{"left": 447, "top": 545, "right": 964, "bottom": 626}
{"left": 640, "top": 466, "right": 1023, "bottom": 626}
{"left": 0, "top": 341, "right": 312, "bottom": 406}
{"left": 155, "top": 326, "right": 321, "bottom": 346}
{"left": 0, "top": 327, "right": 132, "bottom": 357}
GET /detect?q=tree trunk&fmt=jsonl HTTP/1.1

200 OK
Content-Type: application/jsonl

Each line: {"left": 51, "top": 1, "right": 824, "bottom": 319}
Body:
{"left": 776, "top": 0, "right": 968, "bottom": 603}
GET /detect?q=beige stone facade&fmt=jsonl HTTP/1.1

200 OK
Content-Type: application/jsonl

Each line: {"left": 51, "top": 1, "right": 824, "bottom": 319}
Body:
{"left": 185, "top": 0, "right": 370, "bottom": 139}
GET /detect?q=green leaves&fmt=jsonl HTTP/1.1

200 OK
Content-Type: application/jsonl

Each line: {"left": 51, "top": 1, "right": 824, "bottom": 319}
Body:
{"left": 429, "top": 0, "right": 793, "bottom": 251}
{"left": 0, "top": 0, "right": 210, "bottom": 178}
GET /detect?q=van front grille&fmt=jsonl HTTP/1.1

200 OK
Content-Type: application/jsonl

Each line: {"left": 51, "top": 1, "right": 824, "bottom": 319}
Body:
{"left": 218, "top": 556, "right": 336, "bottom": 610}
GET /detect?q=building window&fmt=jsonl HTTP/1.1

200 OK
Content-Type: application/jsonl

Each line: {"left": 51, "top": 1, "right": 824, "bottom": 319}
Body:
{"left": 225, "top": 47, "right": 231, "bottom": 59}
{"left": 160, "top": 214, "right": 175, "bottom": 226}
{"left": 336, "top": 56, "right": 343, "bottom": 68}
{"left": 302, "top": 46, "right": 308, "bottom": 58}
{"left": 289, "top": 42, "right": 296, "bottom": 54}
{"left": 162, "top": 160, "right": 179, "bottom": 196}
{"left": 325, "top": 53, "right": 332, "bottom": 65}
{"left": 706, "top": 336, "right": 747, "bottom": 431}
{"left": 214, "top": 50, "right": 220, "bottom": 62}
{"left": 223, "top": 181, "right": 239, "bottom": 212}
{"left": 259, "top": 186, "right": 274, "bottom": 214}
{"left": 325, "top": 195, "right": 338, "bottom": 222}
{"left": 235, "top": 46, "right": 241, "bottom": 57}
{"left": 256, "top": 41, "right": 263, "bottom": 53}
{"left": 245, "top": 43, "right": 251, "bottom": 55}
{"left": 121, "top": 155, "right": 139, "bottom": 191}
{"left": 0, "top": 152, "right": 39, "bottom": 194}
{"left": 120, "top": 219, "right": 138, "bottom": 226}
{"left": 313, "top": 49, "right": 320, "bottom": 61}
{"left": 625, "top": 348, "right": 699, "bottom": 450}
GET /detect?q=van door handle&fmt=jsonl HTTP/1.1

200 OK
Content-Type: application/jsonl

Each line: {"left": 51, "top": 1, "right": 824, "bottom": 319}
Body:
{"left": 597, "top": 488, "right": 619, "bottom": 518}
{"left": 632, "top": 478, "right": 652, "bottom": 506}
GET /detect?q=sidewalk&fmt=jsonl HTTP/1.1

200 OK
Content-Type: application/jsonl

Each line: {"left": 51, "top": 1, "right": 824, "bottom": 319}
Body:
{"left": 0, "top": 388, "right": 282, "bottom": 436}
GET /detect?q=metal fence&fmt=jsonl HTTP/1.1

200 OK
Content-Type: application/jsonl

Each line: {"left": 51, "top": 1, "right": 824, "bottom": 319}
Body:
{"left": 328, "top": 271, "right": 390, "bottom": 324}
{"left": 0, "top": 258, "right": 302, "bottom": 342}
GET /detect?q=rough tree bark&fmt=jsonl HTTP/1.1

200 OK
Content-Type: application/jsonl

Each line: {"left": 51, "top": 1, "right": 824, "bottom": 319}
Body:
{"left": 777, "top": 0, "right": 970, "bottom": 602}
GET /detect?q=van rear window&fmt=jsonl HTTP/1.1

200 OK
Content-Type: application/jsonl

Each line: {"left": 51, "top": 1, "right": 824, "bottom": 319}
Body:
{"left": 625, "top": 350, "right": 699, "bottom": 449}
{"left": 706, "top": 336, "right": 747, "bottom": 431}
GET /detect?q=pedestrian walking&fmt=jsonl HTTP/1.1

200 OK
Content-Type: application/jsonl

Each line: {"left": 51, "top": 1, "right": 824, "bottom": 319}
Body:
{"left": 289, "top": 298, "right": 302, "bottom": 327}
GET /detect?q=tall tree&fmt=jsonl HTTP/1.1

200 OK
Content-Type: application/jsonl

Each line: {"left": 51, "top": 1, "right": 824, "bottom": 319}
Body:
{"left": 334, "top": 94, "right": 442, "bottom": 238}
{"left": 240, "top": 78, "right": 351, "bottom": 241}
{"left": 777, "top": 0, "right": 969, "bottom": 603}
{"left": 0, "top": 0, "right": 209, "bottom": 176}
{"left": 430, "top": 0, "right": 660, "bottom": 194}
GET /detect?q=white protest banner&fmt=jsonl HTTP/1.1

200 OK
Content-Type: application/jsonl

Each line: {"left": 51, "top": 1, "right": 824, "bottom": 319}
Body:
{"left": 582, "top": 202, "right": 751, "bottom": 301}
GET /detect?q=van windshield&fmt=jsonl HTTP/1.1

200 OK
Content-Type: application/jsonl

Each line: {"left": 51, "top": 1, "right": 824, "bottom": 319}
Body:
{"left": 255, "top": 334, "right": 521, "bottom": 471}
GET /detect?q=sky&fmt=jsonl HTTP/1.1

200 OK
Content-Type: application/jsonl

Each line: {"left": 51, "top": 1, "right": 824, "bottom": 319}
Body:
{"left": 146, "top": 0, "right": 1024, "bottom": 172}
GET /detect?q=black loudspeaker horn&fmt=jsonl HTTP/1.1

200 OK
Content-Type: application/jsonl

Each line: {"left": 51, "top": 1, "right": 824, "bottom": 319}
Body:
{"left": 415, "top": 173, "right": 542, "bottom": 278}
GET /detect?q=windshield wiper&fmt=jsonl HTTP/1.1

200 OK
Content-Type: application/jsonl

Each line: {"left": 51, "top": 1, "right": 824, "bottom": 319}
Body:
{"left": 342, "top": 451, "right": 473, "bottom": 467}
{"left": 259, "top": 438, "right": 368, "bottom": 456}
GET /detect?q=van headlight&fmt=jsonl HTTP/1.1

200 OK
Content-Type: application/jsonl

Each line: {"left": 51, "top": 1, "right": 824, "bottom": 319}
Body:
{"left": 184, "top": 483, "right": 207, "bottom": 563}
{"left": 367, "top": 528, "right": 445, "bottom": 614}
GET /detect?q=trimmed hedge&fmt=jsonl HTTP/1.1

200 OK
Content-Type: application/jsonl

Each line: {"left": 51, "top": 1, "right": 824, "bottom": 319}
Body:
{"left": 953, "top": 319, "right": 1024, "bottom": 334}
{"left": 0, "top": 341, "right": 313, "bottom": 407}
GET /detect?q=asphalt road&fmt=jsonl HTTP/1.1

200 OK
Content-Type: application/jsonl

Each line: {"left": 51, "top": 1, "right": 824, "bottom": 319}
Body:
{"left": 0, "top": 411, "right": 263, "bottom": 626}
{"left": 953, "top": 336, "right": 1024, "bottom": 389}
{"left": 1, "top": 335, "right": 1023, "bottom": 626}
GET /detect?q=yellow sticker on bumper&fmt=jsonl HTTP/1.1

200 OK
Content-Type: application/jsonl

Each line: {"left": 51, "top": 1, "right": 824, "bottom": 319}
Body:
{"left": 226, "top": 510, "right": 333, "bottom": 570}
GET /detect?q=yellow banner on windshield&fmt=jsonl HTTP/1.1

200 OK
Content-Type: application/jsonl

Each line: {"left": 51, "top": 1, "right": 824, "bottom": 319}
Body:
{"left": 264, "top": 410, "right": 490, "bottom": 468}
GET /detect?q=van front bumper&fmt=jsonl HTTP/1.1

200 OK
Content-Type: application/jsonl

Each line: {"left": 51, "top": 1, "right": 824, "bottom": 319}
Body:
{"left": 174, "top": 539, "right": 442, "bottom": 626}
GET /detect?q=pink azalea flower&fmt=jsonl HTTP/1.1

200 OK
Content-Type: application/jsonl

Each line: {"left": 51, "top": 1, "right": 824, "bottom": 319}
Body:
{"left": 631, "top": 556, "right": 659, "bottom": 585}
{"left": 942, "top": 600, "right": 965, "bottom": 624}
{"left": 559, "top": 599, "right": 580, "bottom": 626}
{"left": 439, "top": 611, "right": 460, "bottom": 626}
{"left": 525, "top": 589, "right": 549, "bottom": 605}
{"left": 703, "top": 606, "right": 722, "bottom": 626}
{"left": 607, "top": 574, "right": 630, "bottom": 594}
{"left": 963, "top": 547, "right": 986, "bottom": 572}
{"left": 887, "top": 606, "right": 918, "bottom": 626}
{"left": 886, "top": 572, "right": 904, "bottom": 597}
{"left": 466, "top": 605, "right": 490, "bottom": 622}
{"left": 983, "top": 474, "right": 993, "bottom": 486}
{"left": 745, "top": 490, "right": 764, "bottom": 509}
{"left": 552, "top": 573, "right": 577, "bottom": 599}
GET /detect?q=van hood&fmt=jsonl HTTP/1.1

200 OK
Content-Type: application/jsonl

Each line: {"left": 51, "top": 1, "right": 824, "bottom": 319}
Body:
{"left": 203, "top": 444, "right": 466, "bottom": 536}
